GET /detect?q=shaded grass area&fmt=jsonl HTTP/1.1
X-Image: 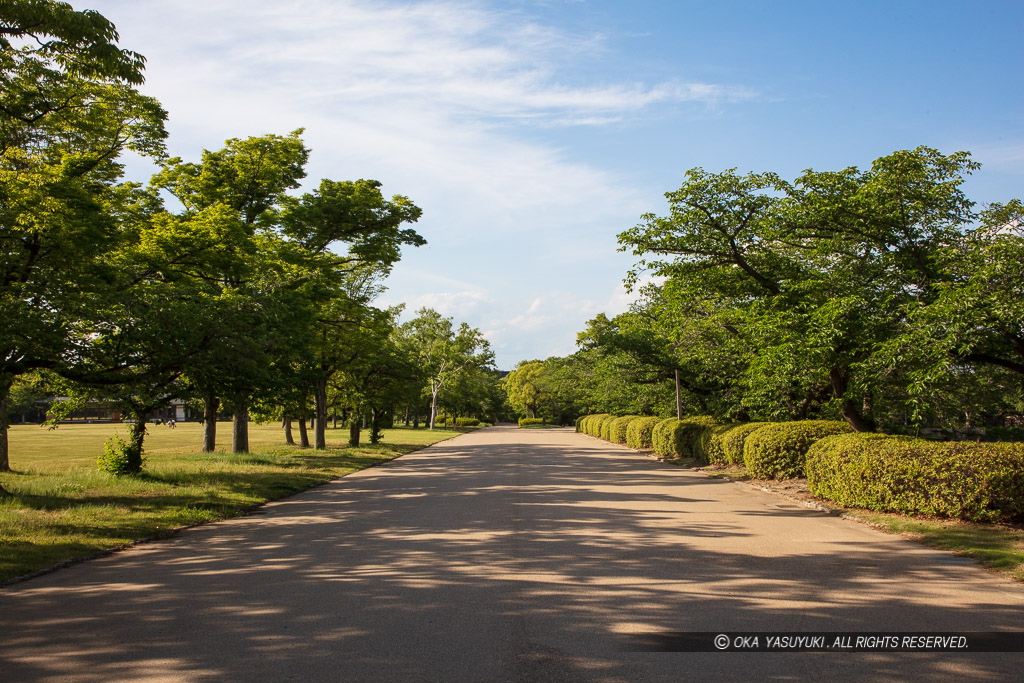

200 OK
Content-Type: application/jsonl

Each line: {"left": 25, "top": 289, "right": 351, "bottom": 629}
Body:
{"left": 697, "top": 462, "right": 1024, "bottom": 583}
{"left": 0, "top": 423, "right": 459, "bottom": 583}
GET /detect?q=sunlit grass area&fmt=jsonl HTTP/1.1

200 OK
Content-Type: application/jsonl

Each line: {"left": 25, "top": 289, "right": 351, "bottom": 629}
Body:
{"left": 0, "top": 422, "right": 460, "bottom": 583}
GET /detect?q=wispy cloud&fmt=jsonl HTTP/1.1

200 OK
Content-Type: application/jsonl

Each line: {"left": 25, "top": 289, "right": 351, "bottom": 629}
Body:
{"left": 87, "top": 0, "right": 755, "bottom": 368}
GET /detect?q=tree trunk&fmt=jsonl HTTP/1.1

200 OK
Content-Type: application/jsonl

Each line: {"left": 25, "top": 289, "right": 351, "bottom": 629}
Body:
{"left": 0, "top": 390, "right": 11, "bottom": 493}
{"left": 314, "top": 378, "right": 328, "bottom": 450}
{"left": 332, "top": 413, "right": 338, "bottom": 429}
{"left": 828, "top": 366, "right": 875, "bottom": 432}
{"left": 429, "top": 391, "right": 439, "bottom": 430}
{"left": 126, "top": 416, "right": 147, "bottom": 474}
{"left": 232, "top": 399, "right": 250, "bottom": 453}
{"left": 675, "top": 369, "right": 682, "bottom": 420}
{"left": 298, "top": 417, "right": 310, "bottom": 448}
{"left": 283, "top": 417, "right": 295, "bottom": 445}
{"left": 0, "top": 390, "right": 10, "bottom": 473}
{"left": 202, "top": 394, "right": 219, "bottom": 453}
{"left": 404, "top": 405, "right": 410, "bottom": 426}
{"left": 348, "top": 419, "right": 360, "bottom": 447}
{"left": 370, "top": 407, "right": 382, "bottom": 444}
{"left": 413, "top": 407, "right": 419, "bottom": 429}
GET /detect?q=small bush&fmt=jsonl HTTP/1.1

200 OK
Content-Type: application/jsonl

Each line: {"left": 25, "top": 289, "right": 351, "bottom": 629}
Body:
{"left": 651, "top": 416, "right": 721, "bottom": 459}
{"left": 609, "top": 415, "right": 641, "bottom": 444}
{"left": 581, "top": 414, "right": 609, "bottom": 437}
{"left": 700, "top": 423, "right": 741, "bottom": 464}
{"left": 679, "top": 416, "right": 724, "bottom": 461}
{"left": 598, "top": 415, "right": 618, "bottom": 441}
{"left": 806, "top": 434, "right": 1024, "bottom": 523}
{"left": 518, "top": 417, "right": 544, "bottom": 427}
{"left": 626, "top": 416, "right": 661, "bottom": 449}
{"left": 575, "top": 415, "right": 587, "bottom": 432}
{"left": 98, "top": 434, "right": 144, "bottom": 476}
{"left": 743, "top": 420, "right": 853, "bottom": 479}
{"left": 652, "top": 418, "right": 681, "bottom": 457}
{"left": 720, "top": 422, "right": 770, "bottom": 465}
{"left": 456, "top": 417, "right": 480, "bottom": 427}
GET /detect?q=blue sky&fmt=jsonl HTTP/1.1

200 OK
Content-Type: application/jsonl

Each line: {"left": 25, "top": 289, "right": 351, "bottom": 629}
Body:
{"left": 81, "top": 0, "right": 1024, "bottom": 369}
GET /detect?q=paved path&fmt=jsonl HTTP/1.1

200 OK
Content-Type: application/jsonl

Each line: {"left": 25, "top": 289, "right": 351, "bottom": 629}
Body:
{"left": 2, "top": 426, "right": 1023, "bottom": 681}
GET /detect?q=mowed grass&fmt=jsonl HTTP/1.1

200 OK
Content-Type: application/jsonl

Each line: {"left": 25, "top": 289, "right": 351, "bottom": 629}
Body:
{"left": 0, "top": 422, "right": 461, "bottom": 583}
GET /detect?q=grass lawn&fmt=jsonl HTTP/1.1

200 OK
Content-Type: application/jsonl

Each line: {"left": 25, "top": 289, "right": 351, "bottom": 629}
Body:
{"left": 698, "top": 463, "right": 1024, "bottom": 583}
{"left": 0, "top": 421, "right": 461, "bottom": 584}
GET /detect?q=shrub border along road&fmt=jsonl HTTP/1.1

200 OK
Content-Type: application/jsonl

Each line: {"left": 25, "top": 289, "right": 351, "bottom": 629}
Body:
{"left": 701, "top": 462, "right": 1024, "bottom": 583}
{"left": 575, "top": 416, "right": 1024, "bottom": 582}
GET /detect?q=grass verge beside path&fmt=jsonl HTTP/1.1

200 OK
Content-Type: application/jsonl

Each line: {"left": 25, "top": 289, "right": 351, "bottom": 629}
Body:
{"left": 697, "top": 463, "right": 1024, "bottom": 583}
{"left": 0, "top": 423, "right": 460, "bottom": 584}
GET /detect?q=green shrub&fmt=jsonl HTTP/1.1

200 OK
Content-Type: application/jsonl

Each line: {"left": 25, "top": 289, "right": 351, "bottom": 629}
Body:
{"left": 582, "top": 415, "right": 597, "bottom": 437}
{"left": 575, "top": 415, "right": 587, "bottom": 432}
{"left": 609, "top": 415, "right": 641, "bottom": 444}
{"left": 652, "top": 418, "right": 681, "bottom": 457}
{"left": 679, "top": 416, "right": 724, "bottom": 461}
{"left": 806, "top": 434, "right": 1024, "bottom": 522}
{"left": 743, "top": 420, "right": 853, "bottom": 479}
{"left": 457, "top": 417, "right": 480, "bottom": 427}
{"left": 518, "top": 417, "right": 544, "bottom": 427}
{"left": 650, "top": 416, "right": 721, "bottom": 459}
{"left": 581, "top": 414, "right": 608, "bottom": 437}
{"left": 720, "top": 422, "right": 770, "bottom": 465}
{"left": 700, "top": 423, "right": 741, "bottom": 464}
{"left": 626, "top": 416, "right": 661, "bottom": 449}
{"left": 598, "top": 415, "right": 618, "bottom": 441}
{"left": 97, "top": 434, "right": 144, "bottom": 476}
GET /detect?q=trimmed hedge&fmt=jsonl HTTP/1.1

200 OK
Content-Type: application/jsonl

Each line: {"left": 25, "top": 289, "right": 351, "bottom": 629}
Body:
{"left": 575, "top": 415, "right": 587, "bottom": 432}
{"left": 610, "top": 415, "right": 641, "bottom": 444}
{"left": 651, "top": 416, "right": 721, "bottom": 458}
{"left": 652, "top": 418, "right": 682, "bottom": 457}
{"left": 518, "top": 417, "right": 544, "bottom": 427}
{"left": 806, "top": 434, "right": 1024, "bottom": 522}
{"left": 743, "top": 420, "right": 853, "bottom": 479}
{"left": 599, "top": 415, "right": 618, "bottom": 441}
{"left": 435, "top": 415, "right": 478, "bottom": 427}
{"left": 720, "top": 422, "right": 770, "bottom": 465}
{"left": 578, "top": 415, "right": 593, "bottom": 435}
{"left": 581, "top": 414, "right": 609, "bottom": 438}
{"left": 626, "top": 416, "right": 662, "bottom": 449}
{"left": 699, "top": 423, "right": 741, "bottom": 464}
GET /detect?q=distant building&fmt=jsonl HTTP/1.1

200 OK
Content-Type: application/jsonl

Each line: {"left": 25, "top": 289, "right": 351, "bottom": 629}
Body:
{"left": 44, "top": 398, "right": 192, "bottom": 423}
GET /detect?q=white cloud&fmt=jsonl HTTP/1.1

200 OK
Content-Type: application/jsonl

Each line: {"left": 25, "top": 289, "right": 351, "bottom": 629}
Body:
{"left": 83, "top": 0, "right": 752, "bottom": 368}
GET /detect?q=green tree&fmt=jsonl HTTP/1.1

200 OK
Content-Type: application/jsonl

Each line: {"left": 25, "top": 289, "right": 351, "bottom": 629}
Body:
{"left": 619, "top": 147, "right": 979, "bottom": 432}
{"left": 882, "top": 199, "right": 1024, "bottom": 429}
{"left": 0, "top": 1, "right": 166, "bottom": 477}
{"left": 279, "top": 178, "right": 424, "bottom": 450}
{"left": 400, "top": 309, "right": 493, "bottom": 429}
{"left": 502, "top": 361, "right": 544, "bottom": 418}
{"left": 151, "top": 131, "right": 308, "bottom": 453}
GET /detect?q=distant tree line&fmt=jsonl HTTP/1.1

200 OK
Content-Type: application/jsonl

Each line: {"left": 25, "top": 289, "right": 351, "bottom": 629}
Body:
{"left": 506, "top": 149, "right": 1024, "bottom": 438}
{"left": 0, "top": 2, "right": 506, "bottom": 483}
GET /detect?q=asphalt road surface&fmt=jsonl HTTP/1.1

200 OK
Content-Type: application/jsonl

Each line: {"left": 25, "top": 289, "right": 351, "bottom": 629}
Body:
{"left": 2, "top": 425, "right": 1023, "bottom": 681}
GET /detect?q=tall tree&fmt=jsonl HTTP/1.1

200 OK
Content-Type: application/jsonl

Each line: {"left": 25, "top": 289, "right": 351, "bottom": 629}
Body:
{"left": 151, "top": 131, "right": 308, "bottom": 453}
{"left": 279, "top": 178, "right": 424, "bottom": 449}
{"left": 0, "top": 0, "right": 166, "bottom": 477}
{"left": 619, "top": 148, "right": 979, "bottom": 432}
{"left": 400, "top": 309, "right": 493, "bottom": 429}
